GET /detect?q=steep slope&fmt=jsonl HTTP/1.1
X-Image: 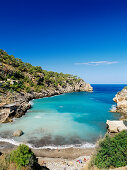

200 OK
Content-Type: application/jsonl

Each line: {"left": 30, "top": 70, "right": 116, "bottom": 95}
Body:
{"left": 0, "top": 49, "right": 92, "bottom": 122}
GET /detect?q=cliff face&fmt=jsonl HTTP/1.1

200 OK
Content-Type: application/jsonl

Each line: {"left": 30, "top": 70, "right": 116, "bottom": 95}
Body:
{"left": 0, "top": 49, "right": 93, "bottom": 123}
{"left": 113, "top": 87, "right": 127, "bottom": 120}
{"left": 0, "top": 80, "right": 92, "bottom": 123}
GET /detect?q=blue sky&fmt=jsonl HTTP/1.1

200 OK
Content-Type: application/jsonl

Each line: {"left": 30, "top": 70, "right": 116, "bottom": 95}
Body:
{"left": 0, "top": 0, "right": 127, "bottom": 84}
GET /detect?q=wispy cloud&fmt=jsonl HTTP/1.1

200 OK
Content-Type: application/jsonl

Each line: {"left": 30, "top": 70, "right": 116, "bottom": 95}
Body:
{"left": 75, "top": 61, "right": 119, "bottom": 66}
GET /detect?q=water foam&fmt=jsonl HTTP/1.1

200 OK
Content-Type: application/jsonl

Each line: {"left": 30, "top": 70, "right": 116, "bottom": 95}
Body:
{"left": 110, "top": 104, "right": 116, "bottom": 112}
{"left": 0, "top": 137, "right": 96, "bottom": 150}
{"left": 0, "top": 137, "right": 33, "bottom": 148}
{"left": 29, "top": 100, "right": 34, "bottom": 105}
{"left": 34, "top": 115, "right": 42, "bottom": 119}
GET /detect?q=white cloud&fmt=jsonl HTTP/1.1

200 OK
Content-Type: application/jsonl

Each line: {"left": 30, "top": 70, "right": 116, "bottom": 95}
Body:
{"left": 75, "top": 61, "right": 119, "bottom": 66}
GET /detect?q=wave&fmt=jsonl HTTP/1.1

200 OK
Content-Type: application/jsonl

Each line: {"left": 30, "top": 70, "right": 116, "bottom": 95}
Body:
{"left": 0, "top": 137, "right": 96, "bottom": 150}
{"left": 29, "top": 100, "right": 34, "bottom": 105}
{"left": 33, "top": 143, "right": 96, "bottom": 149}
{"left": 110, "top": 104, "right": 116, "bottom": 112}
{"left": 34, "top": 115, "right": 42, "bottom": 119}
{"left": 0, "top": 137, "right": 33, "bottom": 148}
{"left": 12, "top": 117, "right": 18, "bottom": 122}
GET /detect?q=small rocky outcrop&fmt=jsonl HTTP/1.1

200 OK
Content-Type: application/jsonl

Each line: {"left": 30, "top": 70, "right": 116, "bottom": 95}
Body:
{"left": 112, "top": 88, "right": 127, "bottom": 120}
{"left": 0, "top": 102, "right": 31, "bottom": 123}
{"left": 13, "top": 130, "right": 23, "bottom": 136}
{"left": 106, "top": 120, "right": 127, "bottom": 133}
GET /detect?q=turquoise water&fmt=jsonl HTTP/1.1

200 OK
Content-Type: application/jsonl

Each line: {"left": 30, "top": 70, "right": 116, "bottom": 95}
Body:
{"left": 0, "top": 84, "right": 126, "bottom": 148}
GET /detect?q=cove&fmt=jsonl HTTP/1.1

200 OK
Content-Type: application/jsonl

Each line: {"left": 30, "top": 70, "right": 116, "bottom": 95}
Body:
{"left": 0, "top": 84, "right": 125, "bottom": 148}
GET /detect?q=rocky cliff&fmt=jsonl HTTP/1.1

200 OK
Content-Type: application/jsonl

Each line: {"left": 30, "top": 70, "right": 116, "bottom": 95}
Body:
{"left": 0, "top": 49, "right": 93, "bottom": 123}
{"left": 112, "top": 87, "right": 127, "bottom": 120}
{"left": 0, "top": 80, "right": 92, "bottom": 123}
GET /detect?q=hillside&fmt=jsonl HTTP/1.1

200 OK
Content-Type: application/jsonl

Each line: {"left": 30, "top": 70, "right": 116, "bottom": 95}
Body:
{"left": 0, "top": 49, "right": 92, "bottom": 123}
{"left": 0, "top": 49, "right": 92, "bottom": 93}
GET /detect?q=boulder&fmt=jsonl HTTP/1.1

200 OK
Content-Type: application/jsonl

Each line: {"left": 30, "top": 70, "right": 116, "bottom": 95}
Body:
{"left": 106, "top": 120, "right": 127, "bottom": 133}
{"left": 13, "top": 130, "right": 23, "bottom": 136}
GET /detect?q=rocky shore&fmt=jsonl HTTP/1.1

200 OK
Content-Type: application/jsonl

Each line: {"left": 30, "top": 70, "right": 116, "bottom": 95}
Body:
{"left": 112, "top": 87, "right": 127, "bottom": 120}
{"left": 0, "top": 80, "right": 93, "bottom": 123}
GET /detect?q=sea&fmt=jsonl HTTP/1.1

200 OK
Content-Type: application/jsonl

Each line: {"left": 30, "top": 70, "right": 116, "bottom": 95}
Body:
{"left": 0, "top": 84, "right": 126, "bottom": 149}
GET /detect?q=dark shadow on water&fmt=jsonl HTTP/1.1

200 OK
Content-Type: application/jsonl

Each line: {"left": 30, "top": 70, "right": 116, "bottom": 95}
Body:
{"left": 28, "top": 135, "right": 83, "bottom": 147}
{"left": 28, "top": 135, "right": 96, "bottom": 147}
{"left": 0, "top": 131, "right": 13, "bottom": 138}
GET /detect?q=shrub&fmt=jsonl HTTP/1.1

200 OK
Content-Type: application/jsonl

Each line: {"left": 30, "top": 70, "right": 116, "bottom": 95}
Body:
{"left": 9, "top": 144, "right": 38, "bottom": 168}
{"left": 25, "top": 86, "right": 31, "bottom": 93}
{"left": 92, "top": 130, "right": 127, "bottom": 169}
{"left": 0, "top": 154, "right": 10, "bottom": 170}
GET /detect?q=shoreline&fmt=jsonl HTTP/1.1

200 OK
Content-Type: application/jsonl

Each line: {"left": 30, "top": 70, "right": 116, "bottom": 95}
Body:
{"left": 0, "top": 89, "right": 94, "bottom": 157}
{"left": 0, "top": 136, "right": 96, "bottom": 149}
{"left": 0, "top": 141, "right": 94, "bottom": 169}
{"left": 0, "top": 86, "right": 121, "bottom": 152}
{"left": 0, "top": 141, "right": 95, "bottom": 159}
{"left": 0, "top": 84, "right": 93, "bottom": 123}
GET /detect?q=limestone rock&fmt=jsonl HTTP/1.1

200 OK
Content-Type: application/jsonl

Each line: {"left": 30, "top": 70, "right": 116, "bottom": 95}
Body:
{"left": 106, "top": 120, "right": 127, "bottom": 133}
{"left": 13, "top": 130, "right": 23, "bottom": 136}
{"left": 113, "top": 88, "right": 127, "bottom": 119}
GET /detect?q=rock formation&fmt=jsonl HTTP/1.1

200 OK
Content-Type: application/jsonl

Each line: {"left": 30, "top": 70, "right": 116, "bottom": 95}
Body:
{"left": 112, "top": 87, "right": 127, "bottom": 120}
{"left": 0, "top": 80, "right": 93, "bottom": 123}
{"left": 0, "top": 49, "right": 93, "bottom": 123}
{"left": 13, "top": 130, "right": 23, "bottom": 136}
{"left": 106, "top": 120, "right": 127, "bottom": 133}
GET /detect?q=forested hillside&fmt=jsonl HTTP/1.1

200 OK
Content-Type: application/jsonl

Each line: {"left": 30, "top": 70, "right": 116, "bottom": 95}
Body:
{"left": 0, "top": 49, "right": 83, "bottom": 93}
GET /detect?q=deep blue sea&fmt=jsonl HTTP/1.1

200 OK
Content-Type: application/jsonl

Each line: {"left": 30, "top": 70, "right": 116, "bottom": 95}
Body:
{"left": 0, "top": 84, "right": 126, "bottom": 148}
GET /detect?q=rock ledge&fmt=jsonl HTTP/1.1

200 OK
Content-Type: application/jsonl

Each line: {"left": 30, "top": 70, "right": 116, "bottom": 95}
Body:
{"left": 106, "top": 120, "right": 127, "bottom": 133}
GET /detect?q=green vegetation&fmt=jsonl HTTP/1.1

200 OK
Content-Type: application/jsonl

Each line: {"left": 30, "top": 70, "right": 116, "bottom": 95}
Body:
{"left": 0, "top": 49, "right": 82, "bottom": 93}
{"left": 9, "top": 144, "right": 37, "bottom": 168}
{"left": 91, "top": 130, "right": 127, "bottom": 169}
{"left": 0, "top": 144, "right": 42, "bottom": 170}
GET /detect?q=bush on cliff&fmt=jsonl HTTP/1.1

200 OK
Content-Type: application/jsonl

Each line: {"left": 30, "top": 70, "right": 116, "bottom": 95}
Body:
{"left": 91, "top": 130, "right": 127, "bottom": 169}
{"left": 9, "top": 144, "right": 37, "bottom": 167}
{"left": 3, "top": 144, "right": 42, "bottom": 169}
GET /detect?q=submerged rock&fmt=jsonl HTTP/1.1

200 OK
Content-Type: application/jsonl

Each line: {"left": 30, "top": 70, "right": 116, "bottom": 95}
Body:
{"left": 13, "top": 130, "right": 23, "bottom": 136}
{"left": 106, "top": 120, "right": 127, "bottom": 133}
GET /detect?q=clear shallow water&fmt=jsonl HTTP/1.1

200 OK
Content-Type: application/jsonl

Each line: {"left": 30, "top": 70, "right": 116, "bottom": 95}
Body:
{"left": 0, "top": 84, "right": 126, "bottom": 148}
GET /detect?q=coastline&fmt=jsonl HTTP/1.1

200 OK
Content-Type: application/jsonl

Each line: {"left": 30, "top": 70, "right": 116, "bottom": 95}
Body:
{"left": 0, "top": 82, "right": 93, "bottom": 123}
{"left": 111, "top": 87, "right": 127, "bottom": 121}
{"left": 0, "top": 140, "right": 94, "bottom": 169}
{"left": 0, "top": 85, "right": 127, "bottom": 169}
{"left": 0, "top": 87, "right": 94, "bottom": 155}
{"left": 0, "top": 84, "right": 123, "bottom": 150}
{"left": 0, "top": 141, "right": 95, "bottom": 159}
